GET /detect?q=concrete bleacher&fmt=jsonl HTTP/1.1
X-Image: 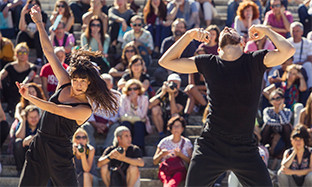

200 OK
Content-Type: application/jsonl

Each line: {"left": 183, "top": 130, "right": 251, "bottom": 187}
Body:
{"left": 0, "top": 0, "right": 302, "bottom": 186}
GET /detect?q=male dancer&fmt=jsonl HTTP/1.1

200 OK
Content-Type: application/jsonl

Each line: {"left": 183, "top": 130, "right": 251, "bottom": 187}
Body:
{"left": 159, "top": 25, "right": 295, "bottom": 186}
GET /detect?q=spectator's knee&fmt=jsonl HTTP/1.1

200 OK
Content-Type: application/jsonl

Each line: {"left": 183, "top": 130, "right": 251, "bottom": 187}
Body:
{"left": 127, "top": 165, "right": 139, "bottom": 176}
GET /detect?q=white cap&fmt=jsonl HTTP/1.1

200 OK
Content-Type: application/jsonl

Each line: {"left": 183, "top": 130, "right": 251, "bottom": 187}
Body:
{"left": 167, "top": 73, "right": 181, "bottom": 82}
{"left": 308, "top": 1, "right": 312, "bottom": 15}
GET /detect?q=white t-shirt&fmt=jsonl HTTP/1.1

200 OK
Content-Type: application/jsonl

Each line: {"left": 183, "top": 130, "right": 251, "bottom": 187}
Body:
{"left": 157, "top": 135, "right": 193, "bottom": 162}
{"left": 287, "top": 37, "right": 312, "bottom": 63}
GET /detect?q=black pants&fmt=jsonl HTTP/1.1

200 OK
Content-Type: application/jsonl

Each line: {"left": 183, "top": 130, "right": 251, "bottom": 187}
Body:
{"left": 13, "top": 138, "right": 28, "bottom": 173}
{"left": 0, "top": 120, "right": 9, "bottom": 147}
{"left": 16, "top": 31, "right": 43, "bottom": 59}
{"left": 185, "top": 129, "right": 272, "bottom": 187}
{"left": 19, "top": 132, "right": 77, "bottom": 186}
{"left": 69, "top": 2, "right": 90, "bottom": 24}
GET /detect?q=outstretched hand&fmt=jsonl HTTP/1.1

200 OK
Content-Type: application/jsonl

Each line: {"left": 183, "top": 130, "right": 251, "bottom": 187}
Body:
{"left": 187, "top": 28, "right": 210, "bottom": 43}
{"left": 16, "top": 82, "right": 30, "bottom": 100}
{"left": 29, "top": 5, "right": 43, "bottom": 24}
{"left": 248, "top": 25, "right": 268, "bottom": 41}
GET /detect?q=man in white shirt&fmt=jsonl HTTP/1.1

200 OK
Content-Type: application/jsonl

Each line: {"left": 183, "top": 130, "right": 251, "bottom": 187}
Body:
{"left": 287, "top": 21, "right": 312, "bottom": 91}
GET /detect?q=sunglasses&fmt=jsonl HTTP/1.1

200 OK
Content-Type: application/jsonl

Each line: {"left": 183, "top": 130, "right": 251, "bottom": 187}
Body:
{"left": 128, "top": 87, "right": 139, "bottom": 91}
{"left": 271, "top": 96, "right": 283, "bottom": 101}
{"left": 132, "top": 23, "right": 142, "bottom": 27}
{"left": 76, "top": 135, "right": 87, "bottom": 140}
{"left": 125, "top": 49, "right": 135, "bottom": 53}
{"left": 56, "top": 4, "right": 65, "bottom": 8}
{"left": 17, "top": 51, "right": 28, "bottom": 55}
{"left": 271, "top": 4, "right": 281, "bottom": 8}
{"left": 91, "top": 23, "right": 101, "bottom": 27}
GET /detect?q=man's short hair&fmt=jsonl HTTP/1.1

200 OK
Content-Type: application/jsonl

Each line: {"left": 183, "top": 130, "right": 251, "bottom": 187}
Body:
{"left": 290, "top": 21, "right": 304, "bottom": 32}
{"left": 131, "top": 15, "right": 143, "bottom": 23}
{"left": 113, "top": 126, "right": 130, "bottom": 147}
{"left": 172, "top": 18, "right": 187, "bottom": 30}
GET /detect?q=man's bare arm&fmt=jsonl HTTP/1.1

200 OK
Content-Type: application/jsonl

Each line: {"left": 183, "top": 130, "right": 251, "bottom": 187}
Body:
{"left": 159, "top": 28, "right": 209, "bottom": 73}
{"left": 249, "top": 25, "right": 295, "bottom": 67}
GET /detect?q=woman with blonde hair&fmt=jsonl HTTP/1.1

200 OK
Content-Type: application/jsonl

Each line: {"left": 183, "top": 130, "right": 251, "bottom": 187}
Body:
{"left": 72, "top": 128, "right": 97, "bottom": 187}
{"left": 119, "top": 79, "right": 149, "bottom": 152}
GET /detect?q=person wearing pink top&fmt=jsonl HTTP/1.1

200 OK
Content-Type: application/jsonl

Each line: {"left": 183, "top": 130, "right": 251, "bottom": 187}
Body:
{"left": 244, "top": 36, "right": 275, "bottom": 53}
{"left": 263, "top": 0, "right": 293, "bottom": 38}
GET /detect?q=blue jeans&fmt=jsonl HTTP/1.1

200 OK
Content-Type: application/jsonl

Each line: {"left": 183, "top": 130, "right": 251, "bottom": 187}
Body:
{"left": 121, "top": 121, "right": 145, "bottom": 148}
{"left": 226, "top": 0, "right": 240, "bottom": 27}
{"left": 146, "top": 24, "right": 171, "bottom": 48}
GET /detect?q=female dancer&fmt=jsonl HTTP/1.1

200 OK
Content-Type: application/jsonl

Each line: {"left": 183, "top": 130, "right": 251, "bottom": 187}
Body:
{"left": 17, "top": 5, "right": 118, "bottom": 186}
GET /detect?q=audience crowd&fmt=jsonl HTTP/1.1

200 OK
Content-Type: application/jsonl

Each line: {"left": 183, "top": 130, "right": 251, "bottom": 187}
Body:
{"left": 1, "top": 0, "right": 312, "bottom": 186}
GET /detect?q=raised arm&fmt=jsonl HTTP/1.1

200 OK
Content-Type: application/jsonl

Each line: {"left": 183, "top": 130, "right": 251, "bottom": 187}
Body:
{"left": 249, "top": 25, "right": 295, "bottom": 67}
{"left": 16, "top": 82, "right": 91, "bottom": 125}
{"left": 158, "top": 28, "right": 210, "bottom": 73}
{"left": 30, "top": 5, "right": 70, "bottom": 86}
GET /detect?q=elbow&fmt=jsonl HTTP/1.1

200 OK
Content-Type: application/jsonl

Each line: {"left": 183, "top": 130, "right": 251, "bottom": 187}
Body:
{"left": 158, "top": 57, "right": 166, "bottom": 68}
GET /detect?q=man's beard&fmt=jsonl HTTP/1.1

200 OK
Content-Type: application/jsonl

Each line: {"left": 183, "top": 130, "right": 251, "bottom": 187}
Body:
{"left": 219, "top": 34, "right": 241, "bottom": 49}
{"left": 174, "top": 30, "right": 184, "bottom": 37}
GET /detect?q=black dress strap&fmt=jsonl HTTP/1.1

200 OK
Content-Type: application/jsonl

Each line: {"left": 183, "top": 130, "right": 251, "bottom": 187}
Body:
{"left": 58, "top": 83, "right": 71, "bottom": 90}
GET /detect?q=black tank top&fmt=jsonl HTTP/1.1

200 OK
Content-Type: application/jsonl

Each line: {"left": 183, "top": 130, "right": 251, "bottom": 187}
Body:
{"left": 39, "top": 83, "right": 91, "bottom": 141}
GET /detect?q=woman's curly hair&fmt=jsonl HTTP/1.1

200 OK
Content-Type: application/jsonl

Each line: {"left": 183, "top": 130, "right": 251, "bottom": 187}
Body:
{"left": 236, "top": 1, "right": 259, "bottom": 20}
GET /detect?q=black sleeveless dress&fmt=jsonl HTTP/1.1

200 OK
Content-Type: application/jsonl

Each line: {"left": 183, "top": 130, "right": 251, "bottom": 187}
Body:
{"left": 19, "top": 83, "right": 91, "bottom": 186}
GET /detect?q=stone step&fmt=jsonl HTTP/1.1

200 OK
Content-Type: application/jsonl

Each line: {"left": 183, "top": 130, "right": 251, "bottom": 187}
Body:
{"left": 0, "top": 154, "right": 15, "bottom": 165}
{"left": 0, "top": 165, "right": 18, "bottom": 177}
{"left": 0, "top": 177, "right": 19, "bottom": 187}
{"left": 139, "top": 167, "right": 159, "bottom": 180}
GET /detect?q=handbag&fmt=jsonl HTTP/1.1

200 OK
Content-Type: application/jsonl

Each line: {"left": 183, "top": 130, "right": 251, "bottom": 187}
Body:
{"left": 158, "top": 138, "right": 186, "bottom": 176}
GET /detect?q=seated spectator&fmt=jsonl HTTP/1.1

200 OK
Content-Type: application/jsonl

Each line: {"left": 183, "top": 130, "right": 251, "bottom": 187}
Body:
{"left": 0, "top": 42, "right": 36, "bottom": 117}
{"left": 16, "top": 0, "right": 47, "bottom": 64}
{"left": 0, "top": 31, "right": 14, "bottom": 69}
{"left": 0, "top": 0, "right": 14, "bottom": 35}
{"left": 149, "top": 73, "right": 188, "bottom": 137}
{"left": 81, "top": 16, "right": 110, "bottom": 73}
{"left": 299, "top": 92, "right": 312, "bottom": 144}
{"left": 277, "top": 124, "right": 312, "bottom": 187}
{"left": 196, "top": 0, "right": 217, "bottom": 27}
{"left": 14, "top": 82, "right": 45, "bottom": 122}
{"left": 122, "top": 15, "right": 153, "bottom": 67}
{"left": 197, "top": 24, "right": 220, "bottom": 55}
{"left": 97, "top": 126, "right": 144, "bottom": 187}
{"left": 287, "top": 21, "right": 312, "bottom": 92}
{"left": 50, "top": 0, "right": 74, "bottom": 32}
{"left": 244, "top": 36, "right": 275, "bottom": 53}
{"left": 143, "top": 0, "right": 172, "bottom": 56}
{"left": 234, "top": 0, "right": 260, "bottom": 42}
{"left": 118, "top": 55, "right": 150, "bottom": 93}
{"left": 160, "top": 18, "right": 197, "bottom": 58}
{"left": 263, "top": 64, "right": 307, "bottom": 111}
{"left": 261, "top": 88, "right": 292, "bottom": 158}
{"left": 119, "top": 79, "right": 149, "bottom": 151}
{"left": 184, "top": 48, "right": 207, "bottom": 115}
{"left": 166, "top": 0, "right": 199, "bottom": 29}
{"left": 70, "top": 0, "right": 90, "bottom": 24}
{"left": 49, "top": 21, "right": 75, "bottom": 54}
{"left": 72, "top": 128, "right": 97, "bottom": 187}
{"left": 109, "top": 41, "right": 139, "bottom": 80}
{"left": 82, "top": 73, "right": 120, "bottom": 148}
{"left": 0, "top": 0, "right": 23, "bottom": 31}
{"left": 40, "top": 47, "right": 68, "bottom": 99}
{"left": 298, "top": 0, "right": 311, "bottom": 36}
{"left": 82, "top": 0, "right": 108, "bottom": 33}
{"left": 14, "top": 105, "right": 40, "bottom": 175}
{"left": 263, "top": 0, "right": 293, "bottom": 38}
{"left": 108, "top": 0, "right": 134, "bottom": 53}
{"left": 157, "top": 18, "right": 197, "bottom": 86}
{"left": 153, "top": 115, "right": 193, "bottom": 187}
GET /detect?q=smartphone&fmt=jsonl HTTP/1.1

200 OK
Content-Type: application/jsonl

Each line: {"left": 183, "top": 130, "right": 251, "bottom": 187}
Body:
{"left": 28, "top": 4, "right": 34, "bottom": 10}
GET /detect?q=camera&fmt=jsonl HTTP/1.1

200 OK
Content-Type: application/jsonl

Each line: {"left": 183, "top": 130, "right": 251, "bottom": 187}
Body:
{"left": 117, "top": 147, "right": 124, "bottom": 154}
{"left": 77, "top": 144, "right": 84, "bottom": 153}
{"left": 168, "top": 82, "right": 177, "bottom": 90}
